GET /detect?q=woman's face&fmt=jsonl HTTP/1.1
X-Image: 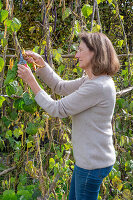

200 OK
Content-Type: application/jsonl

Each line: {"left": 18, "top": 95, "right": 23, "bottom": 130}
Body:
{"left": 75, "top": 41, "right": 94, "bottom": 70}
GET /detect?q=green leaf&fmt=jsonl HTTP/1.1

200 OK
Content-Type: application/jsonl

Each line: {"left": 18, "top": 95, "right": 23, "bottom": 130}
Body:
{"left": 92, "top": 24, "right": 101, "bottom": 32}
{"left": 33, "top": 46, "right": 39, "bottom": 53}
{"left": 22, "top": 92, "right": 37, "bottom": 113}
{"left": 23, "top": 92, "right": 33, "bottom": 105}
{"left": 27, "top": 141, "right": 33, "bottom": 148}
{"left": 14, "top": 98, "right": 25, "bottom": 111}
{"left": 4, "top": 60, "right": 18, "bottom": 85}
{"left": 6, "top": 81, "right": 18, "bottom": 96}
{"left": 29, "top": 26, "right": 35, "bottom": 33}
{"left": 26, "top": 122, "right": 38, "bottom": 135}
{"left": 118, "top": 40, "right": 124, "bottom": 47}
{"left": 53, "top": 49, "right": 62, "bottom": 63}
{"left": 81, "top": 4, "right": 93, "bottom": 18}
{"left": 5, "top": 130, "right": 12, "bottom": 139}
{"left": 108, "top": 0, "right": 113, "bottom": 3}
{"left": 73, "top": 68, "right": 77, "bottom": 73}
{"left": 58, "top": 65, "right": 65, "bottom": 74}
{"left": 11, "top": 17, "right": 21, "bottom": 32}
{"left": 120, "top": 136, "right": 129, "bottom": 146}
{"left": 0, "top": 136, "right": 5, "bottom": 151}
{"left": 0, "top": 1, "right": 3, "bottom": 10}
{"left": 0, "top": 57, "right": 4, "bottom": 72}
{"left": 116, "top": 98, "right": 125, "bottom": 108}
{"left": 74, "top": 20, "right": 81, "bottom": 36}
{"left": 2, "top": 190, "right": 17, "bottom": 200}
{"left": 0, "top": 9, "right": 8, "bottom": 22}
{"left": 2, "top": 116, "right": 11, "bottom": 127}
{"left": 1, "top": 38, "right": 8, "bottom": 47}
{"left": 122, "top": 189, "right": 132, "bottom": 199}
{"left": 4, "top": 19, "right": 12, "bottom": 32}
{"left": 62, "top": 7, "right": 71, "bottom": 21}
{"left": 13, "top": 128, "right": 23, "bottom": 139}
{"left": 9, "top": 110, "right": 18, "bottom": 120}
{"left": 0, "top": 31, "right": 4, "bottom": 39}
{"left": 49, "top": 158, "right": 55, "bottom": 169}
{"left": 23, "top": 103, "right": 37, "bottom": 113}
{"left": 0, "top": 96, "right": 5, "bottom": 107}
{"left": 97, "top": 0, "right": 101, "bottom": 4}
{"left": 17, "top": 190, "right": 32, "bottom": 200}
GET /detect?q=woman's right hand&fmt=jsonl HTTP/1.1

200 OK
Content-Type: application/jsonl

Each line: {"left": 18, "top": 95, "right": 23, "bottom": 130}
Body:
{"left": 23, "top": 51, "right": 45, "bottom": 68}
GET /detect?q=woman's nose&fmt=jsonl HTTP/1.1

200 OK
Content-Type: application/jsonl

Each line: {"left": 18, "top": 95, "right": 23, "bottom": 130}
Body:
{"left": 75, "top": 51, "right": 80, "bottom": 58}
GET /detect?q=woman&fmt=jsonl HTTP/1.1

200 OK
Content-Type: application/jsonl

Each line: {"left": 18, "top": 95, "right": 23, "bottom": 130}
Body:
{"left": 17, "top": 32, "right": 120, "bottom": 200}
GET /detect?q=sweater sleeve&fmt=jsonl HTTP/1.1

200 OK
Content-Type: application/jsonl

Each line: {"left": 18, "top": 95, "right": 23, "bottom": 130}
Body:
{"left": 34, "top": 81, "right": 102, "bottom": 118}
{"left": 35, "top": 62, "right": 85, "bottom": 96}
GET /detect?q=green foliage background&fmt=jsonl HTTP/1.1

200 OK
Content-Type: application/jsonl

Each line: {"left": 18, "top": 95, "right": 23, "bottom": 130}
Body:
{"left": 0, "top": 0, "right": 133, "bottom": 199}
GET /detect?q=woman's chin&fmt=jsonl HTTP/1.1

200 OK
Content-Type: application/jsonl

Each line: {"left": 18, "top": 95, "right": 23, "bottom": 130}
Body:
{"left": 79, "top": 64, "right": 85, "bottom": 70}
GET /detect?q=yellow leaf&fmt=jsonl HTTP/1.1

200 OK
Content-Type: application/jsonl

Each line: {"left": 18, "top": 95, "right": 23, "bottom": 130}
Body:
{"left": 97, "top": 0, "right": 101, "bottom": 4}
{"left": 112, "top": 176, "right": 123, "bottom": 191}
{"left": 42, "top": 40, "right": 46, "bottom": 45}
{"left": 96, "top": 24, "right": 101, "bottom": 31}
{"left": 9, "top": 58, "right": 14, "bottom": 70}
{"left": 122, "top": 189, "right": 132, "bottom": 199}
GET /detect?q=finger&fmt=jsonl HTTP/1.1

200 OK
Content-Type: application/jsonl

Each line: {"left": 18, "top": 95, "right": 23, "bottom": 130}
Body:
{"left": 25, "top": 57, "right": 34, "bottom": 63}
{"left": 17, "top": 64, "right": 30, "bottom": 71}
{"left": 17, "top": 64, "right": 25, "bottom": 68}
{"left": 25, "top": 51, "right": 38, "bottom": 59}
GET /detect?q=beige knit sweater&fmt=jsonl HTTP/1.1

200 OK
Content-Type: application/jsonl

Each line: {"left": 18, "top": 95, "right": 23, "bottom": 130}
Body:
{"left": 35, "top": 62, "right": 116, "bottom": 170}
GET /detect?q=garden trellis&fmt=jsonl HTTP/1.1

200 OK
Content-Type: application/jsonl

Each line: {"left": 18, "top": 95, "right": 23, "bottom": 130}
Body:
{"left": 0, "top": 0, "right": 132, "bottom": 199}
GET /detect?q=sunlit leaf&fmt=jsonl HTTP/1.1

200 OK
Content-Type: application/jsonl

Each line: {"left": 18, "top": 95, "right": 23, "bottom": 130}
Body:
{"left": 4, "top": 19, "right": 12, "bottom": 27}
{"left": 74, "top": 20, "right": 81, "bottom": 36}
{"left": 112, "top": 176, "right": 123, "bottom": 191}
{"left": 82, "top": 4, "right": 93, "bottom": 18}
{"left": 6, "top": 81, "right": 20, "bottom": 96}
{"left": 62, "top": 7, "right": 71, "bottom": 21}
{"left": 53, "top": 49, "right": 62, "bottom": 63}
{"left": 27, "top": 141, "right": 33, "bottom": 148}
{"left": 33, "top": 46, "right": 39, "bottom": 53}
{"left": 73, "top": 68, "right": 77, "bottom": 73}
{"left": 118, "top": 40, "right": 124, "bottom": 47}
{"left": 0, "top": 9, "right": 8, "bottom": 22}
{"left": 0, "top": 57, "right": 4, "bottom": 72}
{"left": 58, "top": 65, "right": 65, "bottom": 74}
{"left": 29, "top": 26, "right": 35, "bottom": 33}
{"left": 108, "top": 0, "right": 113, "bottom": 3}
{"left": 120, "top": 15, "right": 124, "bottom": 20}
{"left": 120, "top": 135, "right": 129, "bottom": 146}
{"left": 4, "top": 60, "right": 18, "bottom": 85}
{"left": 6, "top": 83, "right": 16, "bottom": 96}
{"left": 23, "top": 92, "right": 33, "bottom": 105}
{"left": 0, "top": 1, "right": 3, "bottom": 10}
{"left": 1, "top": 38, "right": 7, "bottom": 47}
{"left": 13, "top": 128, "right": 23, "bottom": 139}
{"left": 97, "top": 0, "right": 101, "bottom": 4}
{"left": 0, "top": 96, "right": 5, "bottom": 107}
{"left": 49, "top": 158, "right": 55, "bottom": 169}
{"left": 11, "top": 17, "right": 21, "bottom": 32}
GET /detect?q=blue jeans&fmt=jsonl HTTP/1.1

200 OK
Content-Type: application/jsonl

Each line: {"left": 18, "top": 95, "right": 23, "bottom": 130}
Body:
{"left": 69, "top": 164, "right": 113, "bottom": 200}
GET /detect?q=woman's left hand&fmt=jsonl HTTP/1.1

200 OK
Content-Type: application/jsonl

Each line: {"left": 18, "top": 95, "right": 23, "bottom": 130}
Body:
{"left": 17, "top": 64, "right": 35, "bottom": 85}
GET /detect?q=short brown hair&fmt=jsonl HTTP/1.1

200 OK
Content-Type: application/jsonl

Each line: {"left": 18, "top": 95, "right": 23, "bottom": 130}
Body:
{"left": 79, "top": 32, "right": 120, "bottom": 76}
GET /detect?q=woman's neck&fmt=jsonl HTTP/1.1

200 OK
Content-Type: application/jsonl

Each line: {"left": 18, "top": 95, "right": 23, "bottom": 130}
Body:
{"left": 85, "top": 68, "right": 95, "bottom": 80}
